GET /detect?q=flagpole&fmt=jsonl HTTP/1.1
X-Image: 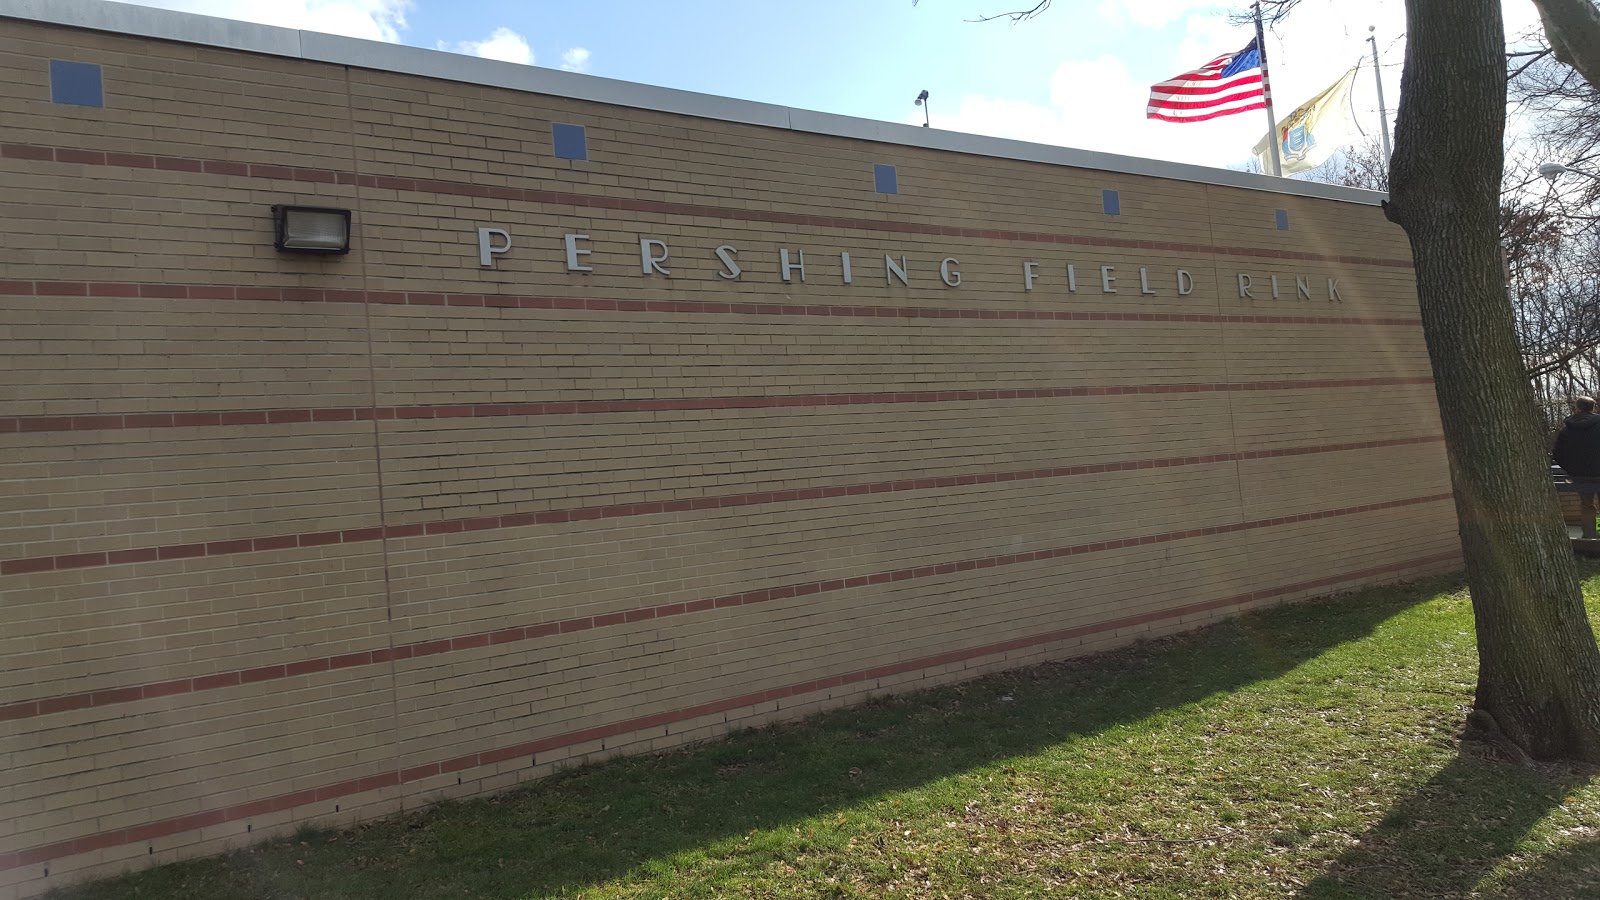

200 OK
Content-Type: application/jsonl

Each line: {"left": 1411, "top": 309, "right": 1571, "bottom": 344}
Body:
{"left": 1253, "top": 1, "right": 1283, "bottom": 176}
{"left": 1366, "top": 26, "right": 1393, "bottom": 160}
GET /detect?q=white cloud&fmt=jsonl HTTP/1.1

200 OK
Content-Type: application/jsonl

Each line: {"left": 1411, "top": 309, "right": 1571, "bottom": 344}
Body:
{"left": 1172, "top": 10, "right": 1251, "bottom": 71}
{"left": 122, "top": 0, "right": 410, "bottom": 42}
{"left": 443, "top": 27, "right": 534, "bottom": 65}
{"left": 950, "top": 0, "right": 1538, "bottom": 171}
{"left": 928, "top": 0, "right": 1561, "bottom": 172}
{"left": 922, "top": 52, "right": 1271, "bottom": 169}
{"left": 559, "top": 47, "right": 592, "bottom": 73}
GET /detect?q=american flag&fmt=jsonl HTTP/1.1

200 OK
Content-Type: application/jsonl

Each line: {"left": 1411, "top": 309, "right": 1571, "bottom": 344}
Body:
{"left": 1147, "top": 39, "right": 1268, "bottom": 123}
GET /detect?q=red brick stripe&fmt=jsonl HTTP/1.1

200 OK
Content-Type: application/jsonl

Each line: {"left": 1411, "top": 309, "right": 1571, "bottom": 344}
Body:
{"left": 0, "top": 547, "right": 1460, "bottom": 873}
{"left": 0, "top": 483, "right": 1452, "bottom": 721}
{"left": 0, "top": 435, "right": 1445, "bottom": 577}
{"left": 0, "top": 377, "right": 1437, "bottom": 437}
{"left": 0, "top": 279, "right": 1424, "bottom": 326}
{"left": 1, "top": 142, "right": 1413, "bottom": 269}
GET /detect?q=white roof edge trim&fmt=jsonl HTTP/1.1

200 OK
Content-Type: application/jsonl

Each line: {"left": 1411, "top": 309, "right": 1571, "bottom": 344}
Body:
{"left": 4, "top": 0, "right": 1389, "bottom": 207}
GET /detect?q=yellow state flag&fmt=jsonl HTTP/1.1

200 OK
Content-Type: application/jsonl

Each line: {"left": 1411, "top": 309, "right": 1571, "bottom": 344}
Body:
{"left": 1254, "top": 67, "right": 1360, "bottom": 175}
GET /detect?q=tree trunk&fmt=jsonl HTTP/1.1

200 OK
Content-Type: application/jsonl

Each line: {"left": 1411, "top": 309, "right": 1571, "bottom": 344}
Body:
{"left": 1385, "top": 0, "right": 1600, "bottom": 761}
{"left": 1533, "top": 0, "right": 1600, "bottom": 89}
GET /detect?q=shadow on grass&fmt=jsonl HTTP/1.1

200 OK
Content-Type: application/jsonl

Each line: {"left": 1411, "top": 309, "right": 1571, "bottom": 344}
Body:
{"left": 55, "top": 576, "right": 1452, "bottom": 900}
{"left": 1294, "top": 557, "right": 1600, "bottom": 900}
{"left": 1297, "top": 751, "right": 1595, "bottom": 899}
{"left": 1475, "top": 837, "right": 1600, "bottom": 899}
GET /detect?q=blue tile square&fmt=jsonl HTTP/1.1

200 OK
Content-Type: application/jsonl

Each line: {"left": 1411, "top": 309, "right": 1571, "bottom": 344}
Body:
{"left": 1275, "top": 208, "right": 1290, "bottom": 231}
{"left": 49, "top": 60, "right": 103, "bottom": 108}
{"left": 1102, "top": 189, "right": 1121, "bottom": 216}
{"left": 551, "top": 123, "right": 587, "bottom": 160}
{"left": 873, "top": 163, "right": 898, "bottom": 195}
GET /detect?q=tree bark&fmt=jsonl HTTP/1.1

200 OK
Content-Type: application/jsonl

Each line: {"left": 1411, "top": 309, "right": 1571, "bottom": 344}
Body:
{"left": 1385, "top": 0, "right": 1600, "bottom": 761}
{"left": 1533, "top": 0, "right": 1600, "bottom": 88}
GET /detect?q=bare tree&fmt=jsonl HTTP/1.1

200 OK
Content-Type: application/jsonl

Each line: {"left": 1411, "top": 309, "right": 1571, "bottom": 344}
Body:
{"left": 1513, "top": 53, "right": 1600, "bottom": 204}
{"left": 1297, "top": 139, "right": 1390, "bottom": 191}
{"left": 1309, "top": 146, "right": 1600, "bottom": 430}
{"left": 1506, "top": 28, "right": 1600, "bottom": 418}
{"left": 1507, "top": 155, "right": 1600, "bottom": 426}
{"left": 954, "top": 0, "right": 1600, "bottom": 760}
{"left": 1312, "top": 75, "right": 1600, "bottom": 427}
{"left": 1287, "top": 0, "right": 1600, "bottom": 761}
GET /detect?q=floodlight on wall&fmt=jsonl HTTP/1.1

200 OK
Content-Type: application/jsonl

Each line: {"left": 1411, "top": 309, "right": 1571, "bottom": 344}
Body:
{"left": 272, "top": 205, "right": 351, "bottom": 254}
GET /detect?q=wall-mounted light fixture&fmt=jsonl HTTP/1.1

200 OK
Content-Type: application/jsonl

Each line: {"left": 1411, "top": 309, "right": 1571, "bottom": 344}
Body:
{"left": 272, "top": 205, "right": 352, "bottom": 254}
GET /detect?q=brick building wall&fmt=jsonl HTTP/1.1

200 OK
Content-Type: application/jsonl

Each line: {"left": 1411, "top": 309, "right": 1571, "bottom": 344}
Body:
{"left": 0, "top": 5, "right": 1459, "bottom": 897}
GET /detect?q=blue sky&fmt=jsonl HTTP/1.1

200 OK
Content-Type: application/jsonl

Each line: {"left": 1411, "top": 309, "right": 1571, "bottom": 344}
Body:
{"left": 128, "top": 0, "right": 1545, "bottom": 170}
{"left": 409, "top": 1, "right": 1133, "bottom": 113}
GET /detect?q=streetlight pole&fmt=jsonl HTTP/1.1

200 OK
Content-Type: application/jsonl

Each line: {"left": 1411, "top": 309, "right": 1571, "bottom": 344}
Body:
{"left": 1253, "top": 2, "right": 1282, "bottom": 176}
{"left": 1367, "top": 27, "right": 1392, "bottom": 161}
{"left": 915, "top": 90, "right": 930, "bottom": 127}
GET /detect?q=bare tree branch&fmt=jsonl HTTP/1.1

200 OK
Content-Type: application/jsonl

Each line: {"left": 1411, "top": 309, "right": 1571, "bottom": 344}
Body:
{"left": 914, "top": 0, "right": 1054, "bottom": 24}
{"left": 1510, "top": 48, "right": 1554, "bottom": 79}
{"left": 970, "top": 1, "right": 1052, "bottom": 23}
{"left": 1229, "top": 0, "right": 1305, "bottom": 27}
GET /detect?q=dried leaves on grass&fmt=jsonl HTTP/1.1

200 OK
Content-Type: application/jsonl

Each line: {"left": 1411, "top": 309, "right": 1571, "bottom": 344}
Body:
{"left": 52, "top": 568, "right": 1600, "bottom": 900}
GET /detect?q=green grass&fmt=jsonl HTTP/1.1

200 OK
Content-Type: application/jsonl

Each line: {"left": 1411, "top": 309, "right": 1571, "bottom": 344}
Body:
{"left": 53, "top": 564, "right": 1600, "bottom": 899}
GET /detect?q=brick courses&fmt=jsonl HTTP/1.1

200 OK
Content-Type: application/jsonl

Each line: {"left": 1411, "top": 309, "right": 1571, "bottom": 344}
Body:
{"left": 0, "top": 11, "right": 1458, "bottom": 899}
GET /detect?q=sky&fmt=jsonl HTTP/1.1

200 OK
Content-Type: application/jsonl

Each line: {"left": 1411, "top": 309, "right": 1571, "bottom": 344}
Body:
{"left": 119, "top": 0, "right": 1549, "bottom": 173}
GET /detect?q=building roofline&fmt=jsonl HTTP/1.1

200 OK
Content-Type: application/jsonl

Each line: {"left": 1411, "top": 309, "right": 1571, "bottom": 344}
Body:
{"left": 2, "top": 0, "right": 1388, "bottom": 207}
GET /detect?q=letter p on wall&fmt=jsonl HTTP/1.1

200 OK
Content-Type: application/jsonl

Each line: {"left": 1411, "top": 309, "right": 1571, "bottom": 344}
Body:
{"left": 478, "top": 228, "right": 511, "bottom": 267}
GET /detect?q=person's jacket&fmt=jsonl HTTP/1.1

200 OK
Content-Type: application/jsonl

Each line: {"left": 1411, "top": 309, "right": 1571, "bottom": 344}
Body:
{"left": 1554, "top": 413, "right": 1600, "bottom": 477}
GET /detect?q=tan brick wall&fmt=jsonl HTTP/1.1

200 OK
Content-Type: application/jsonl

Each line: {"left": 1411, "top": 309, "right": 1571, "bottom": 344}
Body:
{"left": 0, "top": 18, "right": 1458, "bottom": 899}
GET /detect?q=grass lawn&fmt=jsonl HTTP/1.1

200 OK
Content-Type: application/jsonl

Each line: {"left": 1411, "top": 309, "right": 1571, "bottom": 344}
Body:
{"left": 52, "top": 564, "right": 1600, "bottom": 899}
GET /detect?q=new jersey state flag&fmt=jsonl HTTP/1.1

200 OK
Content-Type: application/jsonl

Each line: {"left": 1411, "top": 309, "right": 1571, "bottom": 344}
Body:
{"left": 1253, "top": 67, "right": 1360, "bottom": 174}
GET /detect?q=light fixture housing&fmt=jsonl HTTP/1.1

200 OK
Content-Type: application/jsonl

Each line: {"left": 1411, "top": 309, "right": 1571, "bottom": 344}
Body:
{"left": 1538, "top": 161, "right": 1600, "bottom": 182}
{"left": 272, "top": 205, "right": 352, "bottom": 254}
{"left": 1538, "top": 162, "right": 1569, "bottom": 181}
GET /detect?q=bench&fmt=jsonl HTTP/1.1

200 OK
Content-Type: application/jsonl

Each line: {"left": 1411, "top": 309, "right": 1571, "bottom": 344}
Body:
{"left": 1553, "top": 465, "right": 1600, "bottom": 494}
{"left": 1553, "top": 467, "right": 1600, "bottom": 545}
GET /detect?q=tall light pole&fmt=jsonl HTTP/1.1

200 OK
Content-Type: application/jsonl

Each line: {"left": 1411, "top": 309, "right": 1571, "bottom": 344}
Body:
{"left": 1252, "top": 1, "right": 1282, "bottom": 176}
{"left": 1367, "top": 26, "right": 1392, "bottom": 160}
{"left": 915, "top": 89, "right": 930, "bottom": 127}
